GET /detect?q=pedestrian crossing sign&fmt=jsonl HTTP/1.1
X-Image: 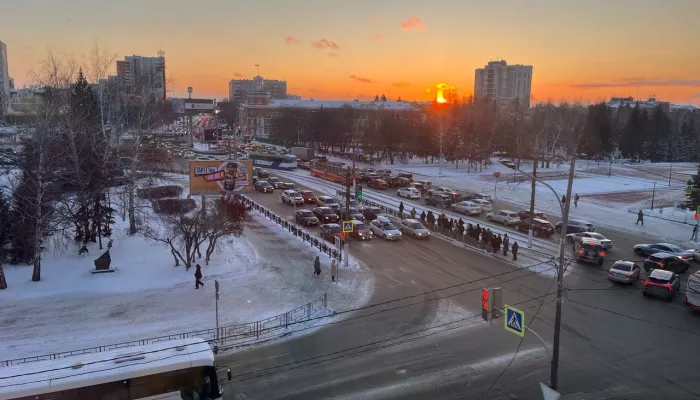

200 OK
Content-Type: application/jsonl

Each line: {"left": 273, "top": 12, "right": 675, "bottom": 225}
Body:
{"left": 342, "top": 220, "right": 354, "bottom": 233}
{"left": 504, "top": 305, "right": 525, "bottom": 337}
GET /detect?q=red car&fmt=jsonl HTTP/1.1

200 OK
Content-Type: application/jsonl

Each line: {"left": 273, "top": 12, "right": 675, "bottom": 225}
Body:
{"left": 299, "top": 190, "right": 317, "bottom": 204}
{"left": 368, "top": 178, "right": 388, "bottom": 189}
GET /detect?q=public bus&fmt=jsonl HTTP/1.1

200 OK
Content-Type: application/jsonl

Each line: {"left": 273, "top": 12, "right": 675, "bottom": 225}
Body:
{"left": 0, "top": 338, "right": 231, "bottom": 400}
{"left": 246, "top": 152, "right": 298, "bottom": 170}
{"left": 685, "top": 270, "right": 700, "bottom": 311}
{"left": 309, "top": 159, "right": 359, "bottom": 184}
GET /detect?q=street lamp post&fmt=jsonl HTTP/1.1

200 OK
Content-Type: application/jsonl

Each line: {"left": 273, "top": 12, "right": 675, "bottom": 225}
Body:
{"left": 438, "top": 121, "right": 444, "bottom": 177}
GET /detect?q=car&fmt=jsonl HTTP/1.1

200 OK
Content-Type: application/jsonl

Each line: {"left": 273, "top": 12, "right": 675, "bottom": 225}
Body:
{"left": 280, "top": 182, "right": 296, "bottom": 191}
{"left": 319, "top": 223, "right": 342, "bottom": 242}
{"left": 486, "top": 210, "right": 520, "bottom": 226}
{"left": 643, "top": 252, "right": 690, "bottom": 274}
{"left": 281, "top": 190, "right": 304, "bottom": 205}
{"left": 397, "top": 172, "right": 413, "bottom": 182}
{"left": 428, "top": 187, "right": 461, "bottom": 201}
{"left": 298, "top": 162, "right": 310, "bottom": 170}
{"left": 425, "top": 193, "right": 451, "bottom": 208}
{"left": 451, "top": 200, "right": 483, "bottom": 215}
{"left": 317, "top": 195, "right": 340, "bottom": 210}
{"left": 643, "top": 269, "right": 681, "bottom": 300}
{"left": 348, "top": 220, "right": 373, "bottom": 240}
{"left": 360, "top": 173, "right": 378, "bottom": 183}
{"left": 267, "top": 177, "right": 284, "bottom": 189}
{"left": 313, "top": 207, "right": 340, "bottom": 223}
{"left": 555, "top": 219, "right": 595, "bottom": 234}
{"left": 607, "top": 261, "right": 641, "bottom": 284}
{"left": 253, "top": 180, "right": 274, "bottom": 193}
{"left": 257, "top": 169, "right": 269, "bottom": 178}
{"left": 339, "top": 199, "right": 360, "bottom": 209}
{"left": 515, "top": 218, "right": 555, "bottom": 237}
{"left": 369, "top": 216, "right": 402, "bottom": 240}
{"left": 567, "top": 232, "right": 613, "bottom": 249}
{"left": 361, "top": 206, "right": 383, "bottom": 221}
{"left": 416, "top": 180, "right": 432, "bottom": 189}
{"left": 517, "top": 210, "right": 547, "bottom": 221}
{"left": 384, "top": 176, "right": 403, "bottom": 188}
{"left": 398, "top": 219, "right": 431, "bottom": 239}
{"left": 574, "top": 237, "right": 607, "bottom": 265}
{"left": 339, "top": 207, "right": 365, "bottom": 222}
{"left": 368, "top": 178, "right": 388, "bottom": 189}
{"left": 295, "top": 209, "right": 319, "bottom": 226}
{"left": 397, "top": 187, "right": 421, "bottom": 199}
{"left": 299, "top": 190, "right": 317, "bottom": 204}
{"left": 361, "top": 167, "right": 376, "bottom": 173}
{"left": 633, "top": 242, "right": 695, "bottom": 262}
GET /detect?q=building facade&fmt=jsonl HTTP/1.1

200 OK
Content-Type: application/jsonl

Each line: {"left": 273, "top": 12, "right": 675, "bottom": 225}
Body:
{"left": 0, "top": 41, "right": 10, "bottom": 114}
{"left": 116, "top": 54, "right": 166, "bottom": 100}
{"left": 474, "top": 60, "right": 533, "bottom": 108}
{"left": 229, "top": 75, "right": 287, "bottom": 104}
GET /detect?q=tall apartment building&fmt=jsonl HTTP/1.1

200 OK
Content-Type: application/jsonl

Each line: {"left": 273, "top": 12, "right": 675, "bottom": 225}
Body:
{"left": 116, "top": 53, "right": 166, "bottom": 100}
{"left": 474, "top": 60, "right": 533, "bottom": 108}
{"left": 229, "top": 75, "right": 287, "bottom": 103}
{"left": 0, "top": 41, "right": 10, "bottom": 113}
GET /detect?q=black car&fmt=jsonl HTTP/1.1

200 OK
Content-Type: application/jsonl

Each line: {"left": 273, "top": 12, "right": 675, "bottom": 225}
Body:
{"left": 515, "top": 218, "right": 555, "bottom": 237}
{"left": 633, "top": 242, "right": 694, "bottom": 262}
{"left": 555, "top": 219, "right": 595, "bottom": 234}
{"left": 320, "top": 223, "right": 342, "bottom": 242}
{"left": 257, "top": 168, "right": 269, "bottom": 178}
{"left": 339, "top": 207, "right": 365, "bottom": 222}
{"left": 295, "top": 209, "right": 319, "bottom": 226}
{"left": 425, "top": 194, "right": 451, "bottom": 208}
{"left": 253, "top": 180, "right": 274, "bottom": 193}
{"left": 267, "top": 177, "right": 284, "bottom": 189}
{"left": 643, "top": 252, "right": 690, "bottom": 274}
{"left": 361, "top": 206, "right": 383, "bottom": 221}
{"left": 517, "top": 210, "right": 547, "bottom": 220}
{"left": 574, "top": 237, "right": 606, "bottom": 265}
{"left": 313, "top": 207, "right": 339, "bottom": 223}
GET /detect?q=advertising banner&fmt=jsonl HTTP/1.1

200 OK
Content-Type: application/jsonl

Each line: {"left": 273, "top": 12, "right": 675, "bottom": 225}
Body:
{"left": 189, "top": 160, "right": 253, "bottom": 195}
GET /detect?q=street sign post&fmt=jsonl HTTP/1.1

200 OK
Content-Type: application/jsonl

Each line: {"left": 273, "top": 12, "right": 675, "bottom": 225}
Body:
{"left": 214, "top": 279, "right": 220, "bottom": 349}
{"left": 342, "top": 221, "right": 354, "bottom": 233}
{"left": 504, "top": 305, "right": 525, "bottom": 337}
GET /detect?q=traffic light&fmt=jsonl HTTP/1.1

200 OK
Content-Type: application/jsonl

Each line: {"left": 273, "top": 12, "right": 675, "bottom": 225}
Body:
{"left": 356, "top": 186, "right": 363, "bottom": 200}
{"left": 481, "top": 288, "right": 490, "bottom": 322}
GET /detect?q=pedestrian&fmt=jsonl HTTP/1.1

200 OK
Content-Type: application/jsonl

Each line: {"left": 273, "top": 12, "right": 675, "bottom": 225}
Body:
{"left": 503, "top": 234, "right": 510, "bottom": 256}
{"left": 574, "top": 194, "right": 580, "bottom": 207}
{"left": 194, "top": 264, "right": 204, "bottom": 289}
{"left": 399, "top": 202, "right": 404, "bottom": 218}
{"left": 410, "top": 207, "right": 417, "bottom": 219}
{"left": 420, "top": 211, "right": 427, "bottom": 223}
{"left": 692, "top": 224, "right": 699, "bottom": 241}
{"left": 495, "top": 234, "right": 502, "bottom": 254}
{"left": 561, "top": 195, "right": 566, "bottom": 204}
{"left": 427, "top": 211, "right": 435, "bottom": 229}
{"left": 313, "top": 256, "right": 321, "bottom": 276}
{"left": 636, "top": 209, "right": 644, "bottom": 226}
{"left": 331, "top": 258, "right": 338, "bottom": 282}
{"left": 458, "top": 222, "right": 464, "bottom": 236}
{"left": 512, "top": 242, "right": 519, "bottom": 261}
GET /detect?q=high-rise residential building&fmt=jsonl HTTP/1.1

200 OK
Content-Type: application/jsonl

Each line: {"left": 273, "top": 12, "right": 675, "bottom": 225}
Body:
{"left": 229, "top": 75, "right": 287, "bottom": 103}
{"left": 0, "top": 41, "right": 10, "bottom": 113}
{"left": 474, "top": 60, "right": 533, "bottom": 108}
{"left": 116, "top": 53, "right": 166, "bottom": 100}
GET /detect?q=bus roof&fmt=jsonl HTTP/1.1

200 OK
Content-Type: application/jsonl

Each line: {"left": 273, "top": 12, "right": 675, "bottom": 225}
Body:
{"left": 248, "top": 152, "right": 297, "bottom": 160}
{"left": 0, "top": 338, "right": 213, "bottom": 399}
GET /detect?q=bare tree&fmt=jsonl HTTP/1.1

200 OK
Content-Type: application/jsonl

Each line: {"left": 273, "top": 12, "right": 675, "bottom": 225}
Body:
{"left": 144, "top": 205, "right": 207, "bottom": 271}
{"left": 203, "top": 198, "right": 249, "bottom": 265}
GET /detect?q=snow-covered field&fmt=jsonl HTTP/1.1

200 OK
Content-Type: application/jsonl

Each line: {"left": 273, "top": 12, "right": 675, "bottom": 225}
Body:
{"left": 0, "top": 176, "right": 374, "bottom": 361}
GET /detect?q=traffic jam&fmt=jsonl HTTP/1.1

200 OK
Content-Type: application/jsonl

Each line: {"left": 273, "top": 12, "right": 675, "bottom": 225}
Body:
{"left": 251, "top": 157, "right": 700, "bottom": 312}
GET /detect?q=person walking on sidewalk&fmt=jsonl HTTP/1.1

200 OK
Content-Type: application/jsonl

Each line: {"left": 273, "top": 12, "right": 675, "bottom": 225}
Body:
{"left": 502, "top": 234, "right": 510, "bottom": 256}
{"left": 398, "top": 202, "right": 404, "bottom": 218}
{"left": 636, "top": 209, "right": 644, "bottom": 226}
{"left": 420, "top": 211, "right": 427, "bottom": 223}
{"left": 410, "top": 207, "right": 417, "bottom": 219}
{"left": 574, "top": 194, "right": 579, "bottom": 208}
{"left": 692, "top": 224, "right": 699, "bottom": 241}
{"left": 561, "top": 195, "right": 566, "bottom": 205}
{"left": 194, "top": 264, "right": 204, "bottom": 289}
{"left": 331, "top": 258, "right": 338, "bottom": 282}
{"left": 313, "top": 256, "right": 321, "bottom": 276}
{"left": 512, "top": 242, "right": 519, "bottom": 261}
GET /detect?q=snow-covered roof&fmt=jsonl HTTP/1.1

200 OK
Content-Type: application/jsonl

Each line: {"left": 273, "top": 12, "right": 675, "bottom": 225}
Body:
{"left": 243, "top": 99, "right": 421, "bottom": 110}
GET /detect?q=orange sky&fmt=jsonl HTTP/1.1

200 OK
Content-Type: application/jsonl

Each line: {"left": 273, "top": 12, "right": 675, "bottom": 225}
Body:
{"left": 3, "top": 0, "right": 699, "bottom": 105}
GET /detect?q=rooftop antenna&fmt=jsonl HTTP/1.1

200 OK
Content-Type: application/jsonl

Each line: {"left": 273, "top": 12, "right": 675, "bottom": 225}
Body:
{"left": 255, "top": 64, "right": 260, "bottom": 76}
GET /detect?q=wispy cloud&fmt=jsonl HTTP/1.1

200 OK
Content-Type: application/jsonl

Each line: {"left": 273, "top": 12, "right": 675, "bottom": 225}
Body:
{"left": 350, "top": 74, "right": 372, "bottom": 83}
{"left": 233, "top": 73, "right": 244, "bottom": 78}
{"left": 328, "top": 53, "right": 338, "bottom": 58}
{"left": 401, "top": 16, "right": 427, "bottom": 31}
{"left": 284, "top": 36, "right": 302, "bottom": 46}
{"left": 392, "top": 82, "right": 411, "bottom": 87}
{"left": 571, "top": 78, "right": 700, "bottom": 89}
{"left": 312, "top": 38, "right": 340, "bottom": 50}
{"left": 690, "top": 92, "right": 700, "bottom": 99}
{"left": 369, "top": 34, "right": 385, "bottom": 41}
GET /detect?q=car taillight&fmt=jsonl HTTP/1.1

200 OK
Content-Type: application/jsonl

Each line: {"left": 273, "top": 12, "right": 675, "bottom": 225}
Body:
{"left": 577, "top": 249, "right": 584, "bottom": 255}
{"left": 658, "top": 262, "right": 665, "bottom": 268}
{"left": 627, "top": 273, "right": 633, "bottom": 278}
{"left": 666, "top": 284, "right": 673, "bottom": 290}
{"left": 600, "top": 251, "right": 606, "bottom": 257}
{"left": 608, "top": 270, "right": 612, "bottom": 274}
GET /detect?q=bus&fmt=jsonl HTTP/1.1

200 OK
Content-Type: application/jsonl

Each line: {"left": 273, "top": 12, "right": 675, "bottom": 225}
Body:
{"left": 0, "top": 338, "right": 231, "bottom": 400}
{"left": 310, "top": 159, "right": 359, "bottom": 184}
{"left": 246, "top": 152, "right": 298, "bottom": 170}
{"left": 685, "top": 270, "right": 700, "bottom": 312}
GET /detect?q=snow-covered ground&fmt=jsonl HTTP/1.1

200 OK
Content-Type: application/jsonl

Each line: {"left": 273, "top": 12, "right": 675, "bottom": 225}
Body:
{"left": 0, "top": 176, "right": 374, "bottom": 361}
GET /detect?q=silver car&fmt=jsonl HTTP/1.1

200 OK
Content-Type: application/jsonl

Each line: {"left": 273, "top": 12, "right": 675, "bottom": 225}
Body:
{"left": 369, "top": 216, "right": 403, "bottom": 240}
{"left": 568, "top": 232, "right": 613, "bottom": 249}
{"left": 486, "top": 210, "right": 520, "bottom": 226}
{"left": 451, "top": 200, "right": 483, "bottom": 215}
{"left": 398, "top": 218, "right": 431, "bottom": 239}
{"left": 607, "top": 261, "right": 640, "bottom": 284}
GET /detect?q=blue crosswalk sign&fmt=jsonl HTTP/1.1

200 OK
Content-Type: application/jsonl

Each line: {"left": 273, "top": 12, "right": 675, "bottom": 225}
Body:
{"left": 504, "top": 305, "right": 525, "bottom": 337}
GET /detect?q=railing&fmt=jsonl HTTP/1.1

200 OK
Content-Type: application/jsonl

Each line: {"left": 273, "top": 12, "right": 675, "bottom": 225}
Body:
{"left": 0, "top": 293, "right": 327, "bottom": 367}
{"left": 239, "top": 195, "right": 342, "bottom": 262}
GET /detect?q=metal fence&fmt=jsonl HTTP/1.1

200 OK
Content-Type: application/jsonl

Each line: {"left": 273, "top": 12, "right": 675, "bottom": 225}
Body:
{"left": 0, "top": 293, "right": 327, "bottom": 367}
{"left": 240, "top": 195, "right": 342, "bottom": 262}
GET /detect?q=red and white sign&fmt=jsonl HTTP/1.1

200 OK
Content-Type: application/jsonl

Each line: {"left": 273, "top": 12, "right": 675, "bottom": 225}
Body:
{"left": 185, "top": 102, "right": 214, "bottom": 110}
{"left": 203, "top": 170, "right": 225, "bottom": 182}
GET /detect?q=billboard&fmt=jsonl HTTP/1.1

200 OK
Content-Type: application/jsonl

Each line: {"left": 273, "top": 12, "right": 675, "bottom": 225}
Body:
{"left": 171, "top": 98, "right": 185, "bottom": 115}
{"left": 184, "top": 98, "right": 215, "bottom": 115}
{"left": 189, "top": 160, "right": 253, "bottom": 195}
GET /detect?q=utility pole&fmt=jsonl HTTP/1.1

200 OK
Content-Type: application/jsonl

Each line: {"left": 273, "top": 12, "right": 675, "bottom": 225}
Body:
{"left": 669, "top": 165, "right": 673, "bottom": 186}
{"left": 344, "top": 168, "right": 352, "bottom": 268}
{"left": 550, "top": 154, "right": 576, "bottom": 390}
{"left": 651, "top": 182, "right": 656, "bottom": 210}
{"left": 438, "top": 121, "right": 444, "bottom": 177}
{"left": 528, "top": 156, "right": 538, "bottom": 248}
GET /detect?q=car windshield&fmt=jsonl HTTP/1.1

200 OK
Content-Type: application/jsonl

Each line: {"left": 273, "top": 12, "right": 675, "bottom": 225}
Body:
{"left": 329, "top": 226, "right": 341, "bottom": 233}
{"left": 321, "top": 208, "right": 335, "bottom": 215}
{"left": 411, "top": 222, "right": 425, "bottom": 229}
{"left": 298, "top": 210, "right": 313, "bottom": 217}
{"left": 613, "top": 263, "right": 632, "bottom": 272}
{"left": 648, "top": 255, "right": 663, "bottom": 262}
{"left": 381, "top": 222, "right": 397, "bottom": 230}
{"left": 648, "top": 276, "right": 670, "bottom": 284}
{"left": 301, "top": 191, "right": 313, "bottom": 196}
{"left": 666, "top": 245, "right": 683, "bottom": 253}
{"left": 260, "top": 182, "right": 272, "bottom": 187}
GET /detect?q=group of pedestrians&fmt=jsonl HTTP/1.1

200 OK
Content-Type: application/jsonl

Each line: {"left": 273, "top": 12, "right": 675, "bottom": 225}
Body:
{"left": 313, "top": 255, "right": 339, "bottom": 282}
{"left": 465, "top": 224, "right": 519, "bottom": 260}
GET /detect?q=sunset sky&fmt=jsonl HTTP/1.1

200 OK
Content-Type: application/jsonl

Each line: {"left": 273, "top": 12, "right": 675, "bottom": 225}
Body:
{"left": 3, "top": 0, "right": 700, "bottom": 104}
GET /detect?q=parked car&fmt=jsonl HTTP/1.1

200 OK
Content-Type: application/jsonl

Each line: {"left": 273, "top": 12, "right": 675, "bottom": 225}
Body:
{"left": 295, "top": 209, "right": 319, "bottom": 226}
{"left": 425, "top": 193, "right": 452, "bottom": 208}
{"left": 253, "top": 180, "right": 274, "bottom": 193}
{"left": 361, "top": 206, "right": 383, "bottom": 221}
{"left": 397, "top": 187, "right": 421, "bottom": 199}
{"left": 319, "top": 223, "right": 342, "bottom": 242}
{"left": 267, "top": 177, "right": 284, "bottom": 189}
{"left": 567, "top": 232, "right": 613, "bottom": 249}
{"left": 486, "top": 210, "right": 521, "bottom": 226}
{"left": 299, "top": 190, "right": 317, "bottom": 204}
{"left": 574, "top": 237, "right": 606, "bottom": 265}
{"left": 607, "top": 261, "right": 641, "bottom": 284}
{"left": 368, "top": 178, "right": 389, "bottom": 189}
{"left": 313, "top": 207, "right": 340, "bottom": 223}
{"left": 398, "top": 219, "right": 431, "bottom": 239}
{"left": 633, "top": 243, "right": 695, "bottom": 262}
{"left": 451, "top": 200, "right": 483, "bottom": 215}
{"left": 515, "top": 218, "right": 555, "bottom": 237}
{"left": 281, "top": 190, "right": 304, "bottom": 205}
{"left": 555, "top": 219, "right": 595, "bottom": 234}
{"left": 349, "top": 220, "right": 373, "bottom": 240}
{"left": 369, "top": 216, "right": 402, "bottom": 240}
{"left": 317, "top": 195, "right": 340, "bottom": 210}
{"left": 643, "top": 252, "right": 690, "bottom": 274}
{"left": 517, "top": 210, "right": 547, "bottom": 220}
{"left": 643, "top": 269, "right": 681, "bottom": 300}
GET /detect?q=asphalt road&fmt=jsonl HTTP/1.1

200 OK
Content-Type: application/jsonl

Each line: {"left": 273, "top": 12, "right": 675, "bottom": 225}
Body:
{"left": 214, "top": 172, "right": 700, "bottom": 400}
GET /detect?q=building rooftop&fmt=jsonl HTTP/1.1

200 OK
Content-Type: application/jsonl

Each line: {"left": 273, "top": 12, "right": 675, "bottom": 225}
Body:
{"left": 243, "top": 99, "right": 421, "bottom": 110}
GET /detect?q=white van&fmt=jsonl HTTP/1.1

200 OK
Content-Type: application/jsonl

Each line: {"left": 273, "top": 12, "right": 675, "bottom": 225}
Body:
{"left": 684, "top": 270, "right": 700, "bottom": 311}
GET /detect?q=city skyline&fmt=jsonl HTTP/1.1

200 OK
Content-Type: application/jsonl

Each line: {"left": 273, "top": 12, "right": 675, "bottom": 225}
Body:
{"left": 2, "top": 0, "right": 699, "bottom": 104}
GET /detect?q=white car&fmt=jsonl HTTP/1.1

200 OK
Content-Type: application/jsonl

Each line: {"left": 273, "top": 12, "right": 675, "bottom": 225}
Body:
{"left": 281, "top": 190, "right": 304, "bottom": 205}
{"left": 567, "top": 232, "right": 613, "bottom": 249}
{"left": 486, "top": 210, "right": 520, "bottom": 226}
{"left": 472, "top": 199, "right": 493, "bottom": 212}
{"left": 398, "top": 218, "right": 431, "bottom": 239}
{"left": 397, "top": 187, "right": 421, "bottom": 199}
{"left": 451, "top": 201, "right": 483, "bottom": 215}
{"left": 369, "top": 216, "right": 403, "bottom": 240}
